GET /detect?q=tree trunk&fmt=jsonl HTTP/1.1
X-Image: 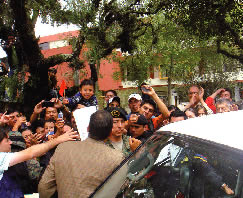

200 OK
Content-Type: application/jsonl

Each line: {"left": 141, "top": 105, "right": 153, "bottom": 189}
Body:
{"left": 167, "top": 54, "right": 173, "bottom": 106}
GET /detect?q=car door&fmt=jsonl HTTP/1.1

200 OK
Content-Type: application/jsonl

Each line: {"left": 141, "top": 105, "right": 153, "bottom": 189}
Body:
{"left": 90, "top": 131, "right": 243, "bottom": 198}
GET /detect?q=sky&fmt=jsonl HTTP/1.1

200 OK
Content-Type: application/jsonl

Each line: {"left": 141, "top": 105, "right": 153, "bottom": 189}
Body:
{"left": 0, "top": 17, "right": 79, "bottom": 58}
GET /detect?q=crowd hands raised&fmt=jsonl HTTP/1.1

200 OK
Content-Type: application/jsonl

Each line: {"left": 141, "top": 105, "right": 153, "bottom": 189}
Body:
{"left": 0, "top": 78, "right": 242, "bottom": 197}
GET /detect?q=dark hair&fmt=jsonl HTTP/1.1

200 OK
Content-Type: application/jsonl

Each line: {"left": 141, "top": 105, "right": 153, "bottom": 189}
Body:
{"left": 32, "top": 119, "right": 45, "bottom": 134}
{"left": 184, "top": 108, "right": 196, "bottom": 114}
{"left": 169, "top": 110, "right": 188, "bottom": 121}
{"left": 44, "top": 119, "right": 56, "bottom": 125}
{"left": 64, "top": 121, "right": 72, "bottom": 128}
{"left": 19, "top": 126, "right": 33, "bottom": 134}
{"left": 80, "top": 79, "right": 95, "bottom": 90}
{"left": 0, "top": 131, "right": 8, "bottom": 143}
{"left": 140, "top": 99, "right": 157, "bottom": 112}
{"left": 168, "top": 105, "right": 180, "bottom": 112}
{"left": 105, "top": 90, "right": 117, "bottom": 97}
{"left": 6, "top": 108, "right": 20, "bottom": 115}
{"left": 195, "top": 105, "right": 207, "bottom": 116}
{"left": 223, "top": 88, "right": 232, "bottom": 97}
{"left": 44, "top": 119, "right": 56, "bottom": 133}
{"left": 88, "top": 110, "right": 113, "bottom": 140}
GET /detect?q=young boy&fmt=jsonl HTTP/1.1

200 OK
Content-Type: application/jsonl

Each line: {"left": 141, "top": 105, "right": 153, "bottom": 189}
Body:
{"left": 62, "top": 79, "right": 97, "bottom": 110}
{"left": 43, "top": 119, "right": 55, "bottom": 141}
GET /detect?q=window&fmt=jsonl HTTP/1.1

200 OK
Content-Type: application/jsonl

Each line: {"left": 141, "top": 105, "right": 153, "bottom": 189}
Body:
{"left": 39, "top": 42, "right": 49, "bottom": 50}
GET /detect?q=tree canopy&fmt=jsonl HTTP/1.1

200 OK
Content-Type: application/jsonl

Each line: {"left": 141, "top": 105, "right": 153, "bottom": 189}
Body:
{"left": 165, "top": 0, "right": 243, "bottom": 64}
{"left": 0, "top": 0, "right": 242, "bottom": 110}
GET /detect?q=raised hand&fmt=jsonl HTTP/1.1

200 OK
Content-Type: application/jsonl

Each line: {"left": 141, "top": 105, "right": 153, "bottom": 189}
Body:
{"left": 56, "top": 129, "right": 79, "bottom": 143}
{"left": 50, "top": 98, "right": 63, "bottom": 109}
{"left": 55, "top": 118, "right": 65, "bottom": 135}
{"left": 199, "top": 87, "right": 204, "bottom": 102}
{"left": 141, "top": 85, "right": 156, "bottom": 97}
{"left": 12, "top": 116, "right": 27, "bottom": 131}
{"left": 34, "top": 100, "right": 46, "bottom": 114}
{"left": 129, "top": 114, "right": 139, "bottom": 124}
{"left": 129, "top": 137, "right": 142, "bottom": 151}
{"left": 0, "top": 112, "right": 10, "bottom": 126}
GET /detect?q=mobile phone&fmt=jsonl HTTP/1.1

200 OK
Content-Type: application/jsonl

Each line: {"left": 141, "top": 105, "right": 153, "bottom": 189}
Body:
{"left": 141, "top": 86, "right": 150, "bottom": 93}
{"left": 58, "top": 112, "right": 63, "bottom": 119}
{"left": 42, "top": 101, "right": 54, "bottom": 107}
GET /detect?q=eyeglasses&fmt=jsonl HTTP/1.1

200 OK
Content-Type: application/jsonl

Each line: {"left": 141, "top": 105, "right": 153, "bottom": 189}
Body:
{"left": 188, "top": 92, "right": 199, "bottom": 95}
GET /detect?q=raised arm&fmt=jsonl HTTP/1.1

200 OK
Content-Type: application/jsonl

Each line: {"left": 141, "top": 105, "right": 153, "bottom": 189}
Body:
{"left": 30, "top": 100, "right": 46, "bottom": 123}
{"left": 209, "top": 88, "right": 225, "bottom": 99}
{"left": 199, "top": 87, "right": 214, "bottom": 115}
{"left": 142, "top": 85, "right": 170, "bottom": 119}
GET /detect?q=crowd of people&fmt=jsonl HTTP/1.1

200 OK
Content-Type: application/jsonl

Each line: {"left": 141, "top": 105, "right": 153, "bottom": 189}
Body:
{"left": 0, "top": 77, "right": 242, "bottom": 197}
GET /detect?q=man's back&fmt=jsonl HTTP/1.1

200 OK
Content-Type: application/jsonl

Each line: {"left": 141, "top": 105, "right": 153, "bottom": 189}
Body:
{"left": 39, "top": 138, "right": 124, "bottom": 198}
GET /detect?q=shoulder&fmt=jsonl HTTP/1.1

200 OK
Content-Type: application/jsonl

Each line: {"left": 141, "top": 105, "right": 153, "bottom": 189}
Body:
{"left": 152, "top": 114, "right": 163, "bottom": 121}
{"left": 74, "top": 92, "right": 82, "bottom": 97}
{"left": 91, "top": 95, "right": 97, "bottom": 99}
{"left": 0, "top": 152, "right": 15, "bottom": 170}
{"left": 54, "top": 141, "right": 79, "bottom": 154}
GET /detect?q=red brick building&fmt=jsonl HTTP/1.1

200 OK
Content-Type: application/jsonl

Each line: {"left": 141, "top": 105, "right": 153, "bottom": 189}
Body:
{"left": 39, "top": 31, "right": 122, "bottom": 91}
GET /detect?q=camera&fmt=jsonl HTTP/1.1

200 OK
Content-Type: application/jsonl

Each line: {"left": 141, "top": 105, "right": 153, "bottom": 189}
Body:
{"left": 42, "top": 101, "right": 54, "bottom": 108}
{"left": 141, "top": 86, "right": 150, "bottom": 93}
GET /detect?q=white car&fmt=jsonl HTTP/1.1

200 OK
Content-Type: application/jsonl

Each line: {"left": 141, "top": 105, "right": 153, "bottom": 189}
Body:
{"left": 90, "top": 110, "right": 243, "bottom": 198}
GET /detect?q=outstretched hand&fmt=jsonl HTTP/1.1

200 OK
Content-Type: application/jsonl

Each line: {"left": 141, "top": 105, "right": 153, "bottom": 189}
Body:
{"left": 56, "top": 129, "right": 79, "bottom": 143}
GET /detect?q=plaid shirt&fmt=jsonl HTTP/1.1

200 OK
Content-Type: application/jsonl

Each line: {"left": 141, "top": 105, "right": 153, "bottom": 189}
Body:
{"left": 67, "top": 92, "right": 98, "bottom": 110}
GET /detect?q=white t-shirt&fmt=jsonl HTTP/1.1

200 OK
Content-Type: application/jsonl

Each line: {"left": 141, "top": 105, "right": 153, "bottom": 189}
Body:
{"left": 111, "top": 140, "right": 123, "bottom": 151}
{"left": 0, "top": 152, "right": 15, "bottom": 181}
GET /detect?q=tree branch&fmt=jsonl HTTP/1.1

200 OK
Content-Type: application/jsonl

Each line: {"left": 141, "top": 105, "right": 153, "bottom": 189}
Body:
{"left": 72, "top": 32, "right": 85, "bottom": 59}
{"left": 217, "top": 40, "right": 243, "bottom": 64}
{"left": 43, "top": 54, "right": 73, "bottom": 68}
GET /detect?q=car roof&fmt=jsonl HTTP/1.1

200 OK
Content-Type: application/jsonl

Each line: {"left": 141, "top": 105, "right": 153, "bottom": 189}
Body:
{"left": 160, "top": 110, "right": 243, "bottom": 151}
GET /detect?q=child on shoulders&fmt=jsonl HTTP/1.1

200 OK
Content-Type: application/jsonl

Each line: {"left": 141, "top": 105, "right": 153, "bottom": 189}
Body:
{"left": 62, "top": 79, "right": 97, "bottom": 110}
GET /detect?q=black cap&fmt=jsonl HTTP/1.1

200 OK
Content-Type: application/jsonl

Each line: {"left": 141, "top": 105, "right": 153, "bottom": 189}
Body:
{"left": 106, "top": 107, "right": 127, "bottom": 121}
{"left": 134, "top": 113, "right": 148, "bottom": 125}
{"left": 107, "top": 96, "right": 120, "bottom": 107}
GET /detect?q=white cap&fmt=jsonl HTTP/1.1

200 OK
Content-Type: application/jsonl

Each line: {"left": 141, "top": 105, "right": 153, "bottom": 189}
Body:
{"left": 128, "top": 94, "right": 142, "bottom": 102}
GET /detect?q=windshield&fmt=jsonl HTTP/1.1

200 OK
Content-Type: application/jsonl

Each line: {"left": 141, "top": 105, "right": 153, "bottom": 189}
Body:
{"left": 92, "top": 131, "right": 243, "bottom": 198}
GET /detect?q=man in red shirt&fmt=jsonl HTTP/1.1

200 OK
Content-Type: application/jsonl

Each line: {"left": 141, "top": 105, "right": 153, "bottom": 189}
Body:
{"left": 205, "top": 88, "right": 232, "bottom": 113}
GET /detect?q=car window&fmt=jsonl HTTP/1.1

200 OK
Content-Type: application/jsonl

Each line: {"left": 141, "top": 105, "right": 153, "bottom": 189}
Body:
{"left": 91, "top": 131, "right": 243, "bottom": 198}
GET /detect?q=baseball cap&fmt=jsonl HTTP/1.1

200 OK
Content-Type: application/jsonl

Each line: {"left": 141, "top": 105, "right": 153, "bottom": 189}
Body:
{"left": 106, "top": 107, "right": 127, "bottom": 121}
{"left": 128, "top": 94, "right": 142, "bottom": 102}
{"left": 107, "top": 96, "right": 120, "bottom": 106}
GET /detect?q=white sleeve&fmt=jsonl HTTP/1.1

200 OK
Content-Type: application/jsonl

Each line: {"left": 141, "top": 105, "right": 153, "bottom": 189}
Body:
{"left": 0, "top": 152, "right": 15, "bottom": 181}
